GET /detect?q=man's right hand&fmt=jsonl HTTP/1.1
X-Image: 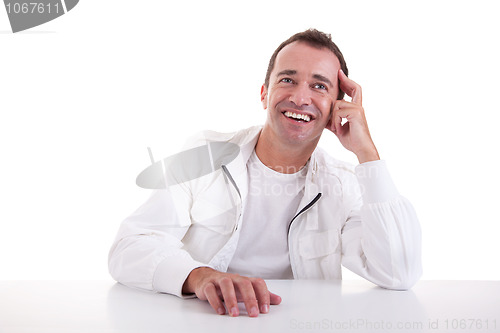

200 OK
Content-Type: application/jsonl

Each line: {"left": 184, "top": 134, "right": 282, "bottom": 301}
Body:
{"left": 182, "top": 267, "right": 282, "bottom": 317}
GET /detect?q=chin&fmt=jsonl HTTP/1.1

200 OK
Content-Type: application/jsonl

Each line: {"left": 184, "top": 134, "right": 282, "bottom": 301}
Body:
{"left": 281, "top": 130, "right": 321, "bottom": 146}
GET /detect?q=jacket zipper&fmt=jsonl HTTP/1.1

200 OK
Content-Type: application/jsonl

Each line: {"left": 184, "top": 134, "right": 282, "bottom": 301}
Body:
{"left": 221, "top": 165, "right": 241, "bottom": 198}
{"left": 221, "top": 165, "right": 241, "bottom": 232}
{"left": 287, "top": 192, "right": 322, "bottom": 278}
{"left": 287, "top": 193, "right": 322, "bottom": 235}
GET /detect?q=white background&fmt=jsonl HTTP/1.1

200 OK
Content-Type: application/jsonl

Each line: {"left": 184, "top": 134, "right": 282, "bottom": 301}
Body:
{"left": 1, "top": 0, "right": 499, "bottom": 281}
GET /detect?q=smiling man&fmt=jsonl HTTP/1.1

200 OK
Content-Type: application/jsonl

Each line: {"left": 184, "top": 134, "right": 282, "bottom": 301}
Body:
{"left": 109, "top": 29, "right": 422, "bottom": 318}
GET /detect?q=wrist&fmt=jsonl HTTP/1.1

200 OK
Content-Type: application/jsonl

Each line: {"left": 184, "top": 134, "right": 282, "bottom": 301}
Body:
{"left": 182, "top": 267, "right": 212, "bottom": 294}
{"left": 356, "top": 147, "right": 380, "bottom": 164}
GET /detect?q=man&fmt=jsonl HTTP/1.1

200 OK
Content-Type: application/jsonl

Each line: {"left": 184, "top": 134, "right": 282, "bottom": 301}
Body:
{"left": 109, "top": 29, "right": 422, "bottom": 317}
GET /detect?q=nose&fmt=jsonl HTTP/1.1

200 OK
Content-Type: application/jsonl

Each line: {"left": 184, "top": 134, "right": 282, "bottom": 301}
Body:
{"left": 289, "top": 83, "right": 312, "bottom": 106}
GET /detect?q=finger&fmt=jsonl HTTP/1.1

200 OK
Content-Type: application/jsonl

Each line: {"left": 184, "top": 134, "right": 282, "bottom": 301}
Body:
{"left": 332, "top": 103, "right": 344, "bottom": 134}
{"left": 333, "top": 107, "right": 353, "bottom": 137}
{"left": 235, "top": 279, "right": 259, "bottom": 317}
{"left": 334, "top": 108, "right": 354, "bottom": 121}
{"left": 219, "top": 277, "right": 239, "bottom": 317}
{"left": 270, "top": 292, "right": 282, "bottom": 305}
{"left": 334, "top": 103, "right": 366, "bottom": 127}
{"left": 251, "top": 278, "right": 270, "bottom": 314}
{"left": 339, "top": 69, "right": 362, "bottom": 105}
{"left": 203, "top": 282, "right": 226, "bottom": 315}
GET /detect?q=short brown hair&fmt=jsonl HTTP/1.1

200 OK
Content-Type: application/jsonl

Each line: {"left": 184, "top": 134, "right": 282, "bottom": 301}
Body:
{"left": 264, "top": 29, "right": 348, "bottom": 100}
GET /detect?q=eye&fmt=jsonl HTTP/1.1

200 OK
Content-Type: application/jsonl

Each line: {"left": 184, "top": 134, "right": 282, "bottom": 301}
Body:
{"left": 280, "top": 78, "right": 293, "bottom": 84}
{"left": 313, "top": 83, "right": 327, "bottom": 90}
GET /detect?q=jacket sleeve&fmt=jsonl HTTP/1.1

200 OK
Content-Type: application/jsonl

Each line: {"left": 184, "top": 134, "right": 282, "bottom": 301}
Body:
{"left": 340, "top": 160, "right": 422, "bottom": 290}
{"left": 108, "top": 185, "right": 207, "bottom": 297}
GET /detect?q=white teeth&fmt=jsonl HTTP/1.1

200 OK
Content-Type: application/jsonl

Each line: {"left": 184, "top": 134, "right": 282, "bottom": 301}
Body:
{"left": 284, "top": 111, "right": 311, "bottom": 122}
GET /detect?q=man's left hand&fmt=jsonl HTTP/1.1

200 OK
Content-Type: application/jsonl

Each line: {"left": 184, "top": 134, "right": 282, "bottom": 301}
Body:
{"left": 326, "top": 69, "right": 380, "bottom": 164}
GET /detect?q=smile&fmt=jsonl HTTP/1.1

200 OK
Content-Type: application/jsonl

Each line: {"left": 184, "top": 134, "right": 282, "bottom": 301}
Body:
{"left": 283, "top": 111, "right": 312, "bottom": 122}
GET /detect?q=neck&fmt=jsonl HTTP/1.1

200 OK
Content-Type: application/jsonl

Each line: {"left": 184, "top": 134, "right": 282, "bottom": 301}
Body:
{"left": 255, "top": 126, "right": 318, "bottom": 174}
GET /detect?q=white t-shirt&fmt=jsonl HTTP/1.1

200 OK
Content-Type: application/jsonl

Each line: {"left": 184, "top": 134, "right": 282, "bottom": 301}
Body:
{"left": 227, "top": 150, "right": 307, "bottom": 279}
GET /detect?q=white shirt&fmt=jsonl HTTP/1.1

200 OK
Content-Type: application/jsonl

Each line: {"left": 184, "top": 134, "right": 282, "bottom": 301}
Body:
{"left": 227, "top": 150, "right": 307, "bottom": 279}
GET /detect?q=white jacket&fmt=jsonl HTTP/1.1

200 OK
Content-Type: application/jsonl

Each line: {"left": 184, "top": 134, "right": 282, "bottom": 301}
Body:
{"left": 109, "top": 126, "right": 422, "bottom": 297}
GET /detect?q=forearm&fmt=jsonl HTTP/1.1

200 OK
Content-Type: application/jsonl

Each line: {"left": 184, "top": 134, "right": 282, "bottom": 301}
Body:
{"left": 358, "top": 198, "right": 422, "bottom": 289}
{"left": 109, "top": 235, "right": 208, "bottom": 296}
{"left": 342, "top": 160, "right": 422, "bottom": 289}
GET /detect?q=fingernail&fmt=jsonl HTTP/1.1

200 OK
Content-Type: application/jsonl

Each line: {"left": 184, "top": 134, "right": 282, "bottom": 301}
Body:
{"left": 261, "top": 304, "right": 269, "bottom": 313}
{"left": 230, "top": 307, "right": 239, "bottom": 317}
{"left": 217, "top": 307, "right": 225, "bottom": 315}
{"left": 249, "top": 306, "right": 259, "bottom": 317}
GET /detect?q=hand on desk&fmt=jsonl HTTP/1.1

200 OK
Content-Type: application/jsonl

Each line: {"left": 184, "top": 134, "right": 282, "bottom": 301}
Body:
{"left": 182, "top": 267, "right": 282, "bottom": 317}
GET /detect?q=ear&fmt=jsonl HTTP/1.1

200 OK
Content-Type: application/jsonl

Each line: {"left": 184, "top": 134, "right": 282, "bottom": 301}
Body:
{"left": 260, "top": 84, "right": 268, "bottom": 110}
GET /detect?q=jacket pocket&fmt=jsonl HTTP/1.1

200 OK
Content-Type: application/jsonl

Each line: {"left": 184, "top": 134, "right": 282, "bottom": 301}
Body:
{"left": 298, "top": 229, "right": 342, "bottom": 279}
{"left": 299, "top": 229, "right": 340, "bottom": 258}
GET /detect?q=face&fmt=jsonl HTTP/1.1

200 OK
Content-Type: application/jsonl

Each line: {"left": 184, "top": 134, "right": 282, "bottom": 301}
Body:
{"left": 261, "top": 41, "right": 341, "bottom": 146}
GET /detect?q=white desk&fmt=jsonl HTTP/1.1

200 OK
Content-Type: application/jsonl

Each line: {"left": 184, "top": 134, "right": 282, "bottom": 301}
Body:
{"left": 0, "top": 280, "right": 498, "bottom": 332}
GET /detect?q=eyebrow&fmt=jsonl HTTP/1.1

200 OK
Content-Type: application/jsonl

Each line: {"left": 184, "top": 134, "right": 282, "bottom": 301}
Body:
{"left": 277, "top": 70, "right": 333, "bottom": 87}
{"left": 277, "top": 69, "right": 297, "bottom": 77}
